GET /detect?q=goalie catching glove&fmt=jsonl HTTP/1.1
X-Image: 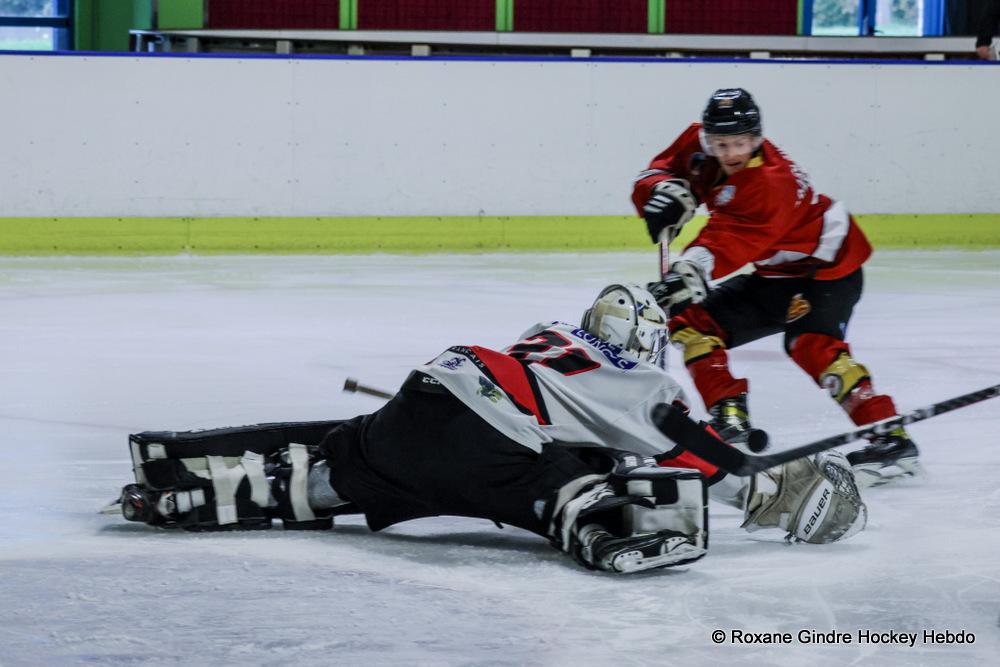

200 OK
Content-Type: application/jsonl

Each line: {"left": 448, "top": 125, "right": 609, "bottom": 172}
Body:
{"left": 647, "top": 259, "right": 709, "bottom": 316}
{"left": 642, "top": 179, "right": 698, "bottom": 244}
{"left": 742, "top": 450, "right": 867, "bottom": 543}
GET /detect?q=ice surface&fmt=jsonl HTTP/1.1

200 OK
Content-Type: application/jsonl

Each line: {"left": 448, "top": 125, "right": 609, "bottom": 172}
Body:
{"left": 1, "top": 251, "right": 998, "bottom": 666}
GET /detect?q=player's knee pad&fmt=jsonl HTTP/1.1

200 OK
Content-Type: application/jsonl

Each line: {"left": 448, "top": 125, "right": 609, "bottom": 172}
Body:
{"left": 668, "top": 303, "right": 723, "bottom": 336}
{"left": 742, "top": 451, "right": 867, "bottom": 544}
{"left": 119, "top": 422, "right": 351, "bottom": 531}
{"left": 818, "top": 352, "right": 872, "bottom": 404}
{"left": 670, "top": 326, "right": 727, "bottom": 365}
{"left": 790, "top": 338, "right": 897, "bottom": 422}
{"left": 550, "top": 464, "right": 708, "bottom": 573}
{"left": 787, "top": 334, "right": 859, "bottom": 398}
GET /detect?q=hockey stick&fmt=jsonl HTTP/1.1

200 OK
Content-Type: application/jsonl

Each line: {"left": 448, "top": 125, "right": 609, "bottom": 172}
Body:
{"left": 652, "top": 383, "right": 1000, "bottom": 476}
{"left": 343, "top": 377, "right": 394, "bottom": 400}
{"left": 656, "top": 229, "right": 677, "bottom": 371}
{"left": 659, "top": 235, "right": 672, "bottom": 279}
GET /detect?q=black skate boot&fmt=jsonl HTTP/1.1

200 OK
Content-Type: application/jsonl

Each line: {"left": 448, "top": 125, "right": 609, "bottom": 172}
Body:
{"left": 846, "top": 426, "right": 921, "bottom": 488}
{"left": 708, "top": 394, "right": 754, "bottom": 446}
{"left": 118, "top": 483, "right": 162, "bottom": 525}
{"left": 116, "top": 482, "right": 273, "bottom": 531}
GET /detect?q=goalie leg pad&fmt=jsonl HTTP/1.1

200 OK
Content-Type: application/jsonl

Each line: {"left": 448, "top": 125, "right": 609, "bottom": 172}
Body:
{"left": 122, "top": 421, "right": 355, "bottom": 531}
{"left": 551, "top": 466, "right": 709, "bottom": 573}
{"left": 743, "top": 450, "right": 867, "bottom": 544}
{"left": 120, "top": 443, "right": 340, "bottom": 531}
{"left": 127, "top": 454, "right": 273, "bottom": 530}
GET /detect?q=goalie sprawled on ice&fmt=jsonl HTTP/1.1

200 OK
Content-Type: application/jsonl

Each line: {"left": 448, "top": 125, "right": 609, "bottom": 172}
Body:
{"left": 109, "top": 284, "right": 866, "bottom": 574}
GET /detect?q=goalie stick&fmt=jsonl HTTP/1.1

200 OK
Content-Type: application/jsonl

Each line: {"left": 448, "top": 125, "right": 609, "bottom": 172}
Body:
{"left": 652, "top": 383, "right": 1000, "bottom": 477}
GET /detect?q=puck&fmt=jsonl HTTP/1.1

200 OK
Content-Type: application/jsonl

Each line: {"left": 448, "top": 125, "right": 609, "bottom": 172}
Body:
{"left": 747, "top": 428, "right": 770, "bottom": 453}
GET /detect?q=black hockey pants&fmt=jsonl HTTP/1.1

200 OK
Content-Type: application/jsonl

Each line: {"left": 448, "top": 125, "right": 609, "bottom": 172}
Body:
{"left": 320, "top": 383, "right": 600, "bottom": 536}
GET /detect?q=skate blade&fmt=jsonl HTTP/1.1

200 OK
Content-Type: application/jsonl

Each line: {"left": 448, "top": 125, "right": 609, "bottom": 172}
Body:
{"left": 609, "top": 540, "right": 707, "bottom": 573}
{"left": 852, "top": 457, "right": 922, "bottom": 489}
{"left": 99, "top": 498, "right": 123, "bottom": 515}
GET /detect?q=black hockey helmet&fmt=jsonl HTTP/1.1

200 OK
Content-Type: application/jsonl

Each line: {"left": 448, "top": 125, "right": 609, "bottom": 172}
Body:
{"left": 702, "top": 88, "right": 762, "bottom": 136}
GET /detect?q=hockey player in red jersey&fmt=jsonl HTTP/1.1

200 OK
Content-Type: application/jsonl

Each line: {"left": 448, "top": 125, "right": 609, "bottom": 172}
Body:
{"left": 110, "top": 284, "right": 865, "bottom": 574}
{"left": 633, "top": 88, "right": 918, "bottom": 487}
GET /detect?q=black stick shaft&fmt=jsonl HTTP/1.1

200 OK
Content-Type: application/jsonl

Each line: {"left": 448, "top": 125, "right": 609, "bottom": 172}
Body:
{"left": 654, "top": 383, "right": 1000, "bottom": 476}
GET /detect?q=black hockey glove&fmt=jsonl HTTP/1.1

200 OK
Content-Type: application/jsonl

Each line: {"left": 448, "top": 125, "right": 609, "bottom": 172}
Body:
{"left": 642, "top": 179, "right": 698, "bottom": 244}
{"left": 647, "top": 260, "right": 709, "bottom": 316}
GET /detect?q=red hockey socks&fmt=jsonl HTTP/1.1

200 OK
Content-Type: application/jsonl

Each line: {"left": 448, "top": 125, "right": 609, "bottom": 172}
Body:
{"left": 789, "top": 333, "right": 897, "bottom": 425}
{"left": 670, "top": 307, "right": 747, "bottom": 408}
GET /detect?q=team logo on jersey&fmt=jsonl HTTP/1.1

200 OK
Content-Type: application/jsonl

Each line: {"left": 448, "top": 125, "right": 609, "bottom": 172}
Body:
{"left": 786, "top": 294, "right": 811, "bottom": 322}
{"left": 477, "top": 376, "right": 502, "bottom": 403}
{"left": 439, "top": 356, "right": 466, "bottom": 370}
{"left": 715, "top": 185, "right": 736, "bottom": 206}
{"left": 569, "top": 328, "right": 638, "bottom": 370}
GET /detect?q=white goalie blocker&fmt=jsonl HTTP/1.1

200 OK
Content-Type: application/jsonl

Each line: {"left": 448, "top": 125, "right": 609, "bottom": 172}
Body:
{"left": 551, "top": 462, "right": 709, "bottom": 574}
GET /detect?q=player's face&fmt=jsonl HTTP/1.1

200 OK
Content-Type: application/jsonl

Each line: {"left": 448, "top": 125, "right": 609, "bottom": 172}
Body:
{"left": 706, "top": 134, "right": 757, "bottom": 175}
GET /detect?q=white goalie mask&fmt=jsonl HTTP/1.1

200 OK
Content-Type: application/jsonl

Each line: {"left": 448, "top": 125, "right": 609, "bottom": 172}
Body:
{"left": 580, "top": 284, "right": 668, "bottom": 363}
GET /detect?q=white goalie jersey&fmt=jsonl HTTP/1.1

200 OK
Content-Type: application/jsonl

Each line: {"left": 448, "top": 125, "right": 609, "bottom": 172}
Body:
{"left": 416, "top": 322, "right": 689, "bottom": 456}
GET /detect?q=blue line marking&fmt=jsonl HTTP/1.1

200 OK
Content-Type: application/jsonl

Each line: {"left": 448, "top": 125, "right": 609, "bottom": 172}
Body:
{"left": 0, "top": 49, "right": 992, "bottom": 66}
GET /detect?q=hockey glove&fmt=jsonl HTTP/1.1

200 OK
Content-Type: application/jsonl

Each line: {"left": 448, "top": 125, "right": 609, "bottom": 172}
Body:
{"left": 552, "top": 466, "right": 708, "bottom": 574}
{"left": 647, "top": 260, "right": 709, "bottom": 316}
{"left": 742, "top": 451, "right": 867, "bottom": 544}
{"left": 642, "top": 179, "right": 698, "bottom": 244}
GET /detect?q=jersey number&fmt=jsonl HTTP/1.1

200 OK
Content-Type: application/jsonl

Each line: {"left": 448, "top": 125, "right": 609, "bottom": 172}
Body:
{"left": 508, "top": 330, "right": 600, "bottom": 376}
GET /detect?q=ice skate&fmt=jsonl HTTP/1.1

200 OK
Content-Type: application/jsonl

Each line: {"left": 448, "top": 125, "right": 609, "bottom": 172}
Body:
{"left": 578, "top": 526, "right": 707, "bottom": 573}
{"left": 846, "top": 426, "right": 921, "bottom": 488}
{"left": 708, "top": 394, "right": 753, "bottom": 445}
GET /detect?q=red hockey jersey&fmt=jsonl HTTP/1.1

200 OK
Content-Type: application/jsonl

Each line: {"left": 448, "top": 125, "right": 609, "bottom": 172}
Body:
{"left": 632, "top": 123, "right": 871, "bottom": 280}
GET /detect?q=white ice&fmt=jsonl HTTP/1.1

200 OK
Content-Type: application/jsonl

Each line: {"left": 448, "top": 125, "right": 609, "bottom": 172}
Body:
{"left": 1, "top": 251, "right": 998, "bottom": 666}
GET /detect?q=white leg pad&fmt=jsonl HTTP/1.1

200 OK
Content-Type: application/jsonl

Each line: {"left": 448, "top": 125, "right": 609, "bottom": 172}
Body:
{"left": 206, "top": 455, "right": 246, "bottom": 526}
{"left": 288, "top": 443, "right": 316, "bottom": 522}
{"left": 240, "top": 451, "right": 271, "bottom": 509}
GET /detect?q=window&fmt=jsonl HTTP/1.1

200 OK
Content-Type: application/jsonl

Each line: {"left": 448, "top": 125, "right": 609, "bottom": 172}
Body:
{"left": 876, "top": 0, "right": 922, "bottom": 36}
{"left": 807, "top": 0, "right": 942, "bottom": 36}
{"left": 0, "top": 0, "right": 71, "bottom": 51}
{"left": 812, "top": 0, "right": 861, "bottom": 36}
